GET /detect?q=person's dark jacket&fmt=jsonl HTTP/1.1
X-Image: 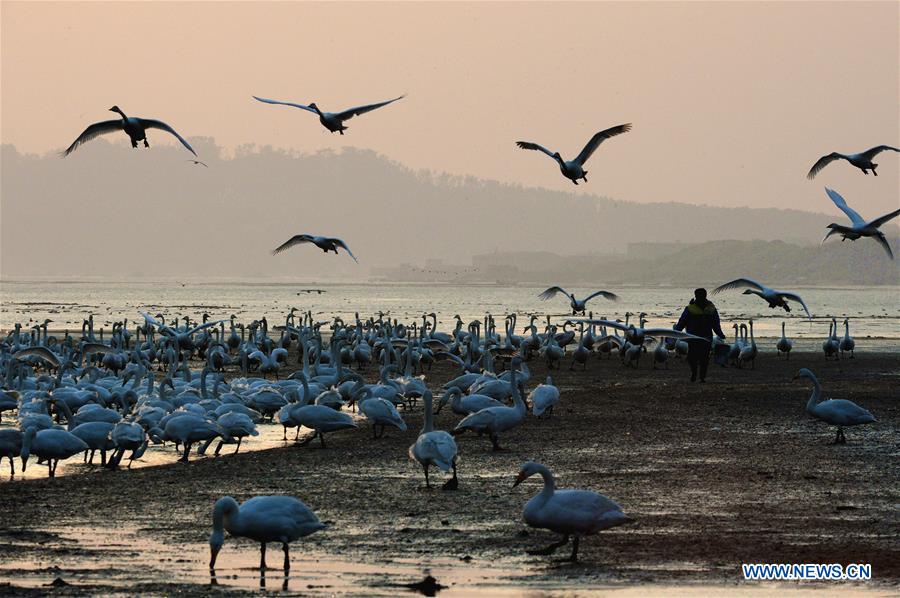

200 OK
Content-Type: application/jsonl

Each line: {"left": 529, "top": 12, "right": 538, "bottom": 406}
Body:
{"left": 674, "top": 299, "right": 726, "bottom": 340}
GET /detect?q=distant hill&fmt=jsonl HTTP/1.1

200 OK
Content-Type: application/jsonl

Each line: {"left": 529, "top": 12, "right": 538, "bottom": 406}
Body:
{"left": 461, "top": 240, "right": 899, "bottom": 286}
{"left": 1, "top": 140, "right": 893, "bottom": 282}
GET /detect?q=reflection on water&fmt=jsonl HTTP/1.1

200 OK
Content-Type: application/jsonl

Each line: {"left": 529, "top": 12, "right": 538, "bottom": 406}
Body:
{"left": 0, "top": 525, "right": 884, "bottom": 596}
{"left": 2, "top": 280, "right": 899, "bottom": 339}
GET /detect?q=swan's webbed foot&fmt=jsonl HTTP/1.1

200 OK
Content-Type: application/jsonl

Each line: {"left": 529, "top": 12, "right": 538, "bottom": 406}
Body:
{"left": 527, "top": 535, "right": 570, "bottom": 556}
{"left": 571, "top": 179, "right": 579, "bottom": 185}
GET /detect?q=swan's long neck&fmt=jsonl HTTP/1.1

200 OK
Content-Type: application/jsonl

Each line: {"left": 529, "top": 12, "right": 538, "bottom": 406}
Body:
{"left": 421, "top": 391, "right": 434, "bottom": 433}
{"left": 781, "top": 322, "right": 786, "bottom": 340}
{"left": 748, "top": 321, "right": 755, "bottom": 344}
{"left": 805, "top": 374, "right": 823, "bottom": 413}
{"left": 535, "top": 464, "right": 556, "bottom": 503}
{"left": 843, "top": 320, "right": 850, "bottom": 340}
{"left": 510, "top": 366, "right": 524, "bottom": 413}
{"left": 212, "top": 497, "right": 239, "bottom": 538}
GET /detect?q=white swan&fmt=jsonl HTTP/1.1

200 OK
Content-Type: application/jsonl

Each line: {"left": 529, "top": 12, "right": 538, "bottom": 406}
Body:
{"left": 0, "top": 429, "right": 23, "bottom": 475}
{"left": 712, "top": 278, "right": 812, "bottom": 318}
{"left": 436, "top": 387, "right": 503, "bottom": 415}
{"left": 776, "top": 322, "right": 793, "bottom": 359}
{"left": 63, "top": 106, "right": 196, "bottom": 156}
{"left": 514, "top": 461, "right": 632, "bottom": 562}
{"left": 209, "top": 495, "right": 326, "bottom": 571}
{"left": 807, "top": 145, "right": 899, "bottom": 178}
{"left": 516, "top": 124, "right": 632, "bottom": 185}
{"left": 793, "top": 369, "right": 875, "bottom": 443}
{"left": 528, "top": 377, "right": 560, "bottom": 417}
{"left": 840, "top": 318, "right": 855, "bottom": 358}
{"left": 823, "top": 320, "right": 840, "bottom": 360}
{"left": 538, "top": 287, "right": 620, "bottom": 314}
{"left": 20, "top": 427, "right": 89, "bottom": 477}
{"left": 252, "top": 94, "right": 404, "bottom": 134}
{"left": 452, "top": 358, "right": 526, "bottom": 450}
{"left": 737, "top": 319, "right": 758, "bottom": 369}
{"left": 272, "top": 235, "right": 358, "bottom": 262}
{"left": 823, "top": 188, "right": 900, "bottom": 259}
{"left": 409, "top": 390, "right": 458, "bottom": 490}
{"left": 357, "top": 389, "right": 407, "bottom": 439}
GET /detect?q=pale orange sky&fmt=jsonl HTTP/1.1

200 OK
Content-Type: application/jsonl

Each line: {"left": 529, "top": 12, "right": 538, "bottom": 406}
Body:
{"left": 2, "top": 1, "right": 898, "bottom": 213}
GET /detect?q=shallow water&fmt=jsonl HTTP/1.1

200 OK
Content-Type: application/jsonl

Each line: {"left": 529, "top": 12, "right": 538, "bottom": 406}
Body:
{"left": 1, "top": 413, "right": 364, "bottom": 481}
{"left": 0, "top": 524, "right": 885, "bottom": 596}
{"left": 2, "top": 280, "right": 899, "bottom": 340}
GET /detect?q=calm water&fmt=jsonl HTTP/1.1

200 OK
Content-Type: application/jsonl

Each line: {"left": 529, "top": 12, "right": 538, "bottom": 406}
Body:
{"left": 2, "top": 280, "right": 898, "bottom": 340}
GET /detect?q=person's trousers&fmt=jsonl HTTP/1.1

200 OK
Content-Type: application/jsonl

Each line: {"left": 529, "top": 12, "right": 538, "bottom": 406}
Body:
{"left": 687, "top": 339, "right": 711, "bottom": 381}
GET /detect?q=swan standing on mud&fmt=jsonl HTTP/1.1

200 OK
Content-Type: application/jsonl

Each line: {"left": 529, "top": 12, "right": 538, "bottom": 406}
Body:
{"left": 409, "top": 390, "right": 459, "bottom": 490}
{"left": 63, "top": 106, "right": 197, "bottom": 156}
{"left": 252, "top": 94, "right": 404, "bottom": 135}
{"left": 514, "top": 461, "right": 632, "bottom": 562}
{"left": 793, "top": 369, "right": 875, "bottom": 443}
{"left": 516, "top": 124, "right": 632, "bottom": 185}
{"left": 776, "top": 322, "right": 793, "bottom": 359}
{"left": 209, "top": 495, "right": 326, "bottom": 571}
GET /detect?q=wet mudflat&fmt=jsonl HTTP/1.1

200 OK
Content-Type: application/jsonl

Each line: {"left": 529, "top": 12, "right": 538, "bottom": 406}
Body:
{"left": 1, "top": 349, "right": 898, "bottom": 596}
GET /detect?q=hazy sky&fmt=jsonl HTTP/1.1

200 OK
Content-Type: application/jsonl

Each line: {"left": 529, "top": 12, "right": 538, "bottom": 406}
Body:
{"left": 2, "top": 1, "right": 898, "bottom": 214}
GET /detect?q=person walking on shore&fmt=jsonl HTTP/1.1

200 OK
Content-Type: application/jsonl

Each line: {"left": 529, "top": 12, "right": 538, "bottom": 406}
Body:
{"left": 674, "top": 288, "right": 726, "bottom": 382}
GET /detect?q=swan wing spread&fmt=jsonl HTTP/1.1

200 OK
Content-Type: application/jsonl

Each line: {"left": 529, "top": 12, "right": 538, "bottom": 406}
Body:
{"left": 139, "top": 119, "right": 197, "bottom": 156}
{"left": 806, "top": 152, "right": 843, "bottom": 179}
{"left": 583, "top": 290, "right": 620, "bottom": 303}
{"left": 335, "top": 95, "right": 405, "bottom": 120}
{"left": 642, "top": 328, "right": 709, "bottom": 341}
{"left": 188, "top": 320, "right": 226, "bottom": 336}
{"left": 515, "top": 141, "right": 558, "bottom": 159}
{"left": 859, "top": 145, "right": 900, "bottom": 161}
{"left": 14, "top": 347, "right": 61, "bottom": 367}
{"left": 779, "top": 292, "right": 812, "bottom": 319}
{"left": 63, "top": 119, "right": 124, "bottom": 156}
{"left": 63, "top": 119, "right": 122, "bottom": 157}
{"left": 574, "top": 123, "right": 632, "bottom": 166}
{"left": 538, "top": 286, "right": 572, "bottom": 301}
{"left": 272, "top": 234, "right": 315, "bottom": 255}
{"left": 825, "top": 188, "right": 866, "bottom": 226}
{"left": 873, "top": 233, "right": 894, "bottom": 260}
{"left": 866, "top": 207, "right": 900, "bottom": 230}
{"left": 329, "top": 237, "right": 358, "bottom": 262}
{"left": 712, "top": 277, "right": 768, "bottom": 295}
{"left": 252, "top": 96, "right": 318, "bottom": 114}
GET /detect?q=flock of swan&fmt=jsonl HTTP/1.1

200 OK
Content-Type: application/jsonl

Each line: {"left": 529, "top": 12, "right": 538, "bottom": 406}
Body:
{"left": 13, "top": 93, "right": 891, "bottom": 573}
{"left": 0, "top": 294, "right": 881, "bottom": 569}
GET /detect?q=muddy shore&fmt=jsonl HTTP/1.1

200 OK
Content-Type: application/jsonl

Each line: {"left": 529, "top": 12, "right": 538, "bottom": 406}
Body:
{"left": 1, "top": 349, "right": 898, "bottom": 595}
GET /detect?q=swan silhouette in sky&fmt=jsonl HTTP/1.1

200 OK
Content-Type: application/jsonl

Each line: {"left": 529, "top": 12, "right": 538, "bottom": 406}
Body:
{"left": 516, "top": 123, "right": 632, "bottom": 184}
{"left": 252, "top": 94, "right": 404, "bottom": 134}
{"left": 807, "top": 145, "right": 899, "bottom": 178}
{"left": 822, "top": 188, "right": 900, "bottom": 259}
{"left": 272, "top": 235, "right": 358, "bottom": 262}
{"left": 712, "top": 278, "right": 812, "bottom": 318}
{"left": 63, "top": 106, "right": 196, "bottom": 156}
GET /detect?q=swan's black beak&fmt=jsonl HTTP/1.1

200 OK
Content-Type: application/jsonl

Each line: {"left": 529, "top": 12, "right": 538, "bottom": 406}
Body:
{"left": 210, "top": 544, "right": 221, "bottom": 570}
{"left": 512, "top": 471, "right": 527, "bottom": 488}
